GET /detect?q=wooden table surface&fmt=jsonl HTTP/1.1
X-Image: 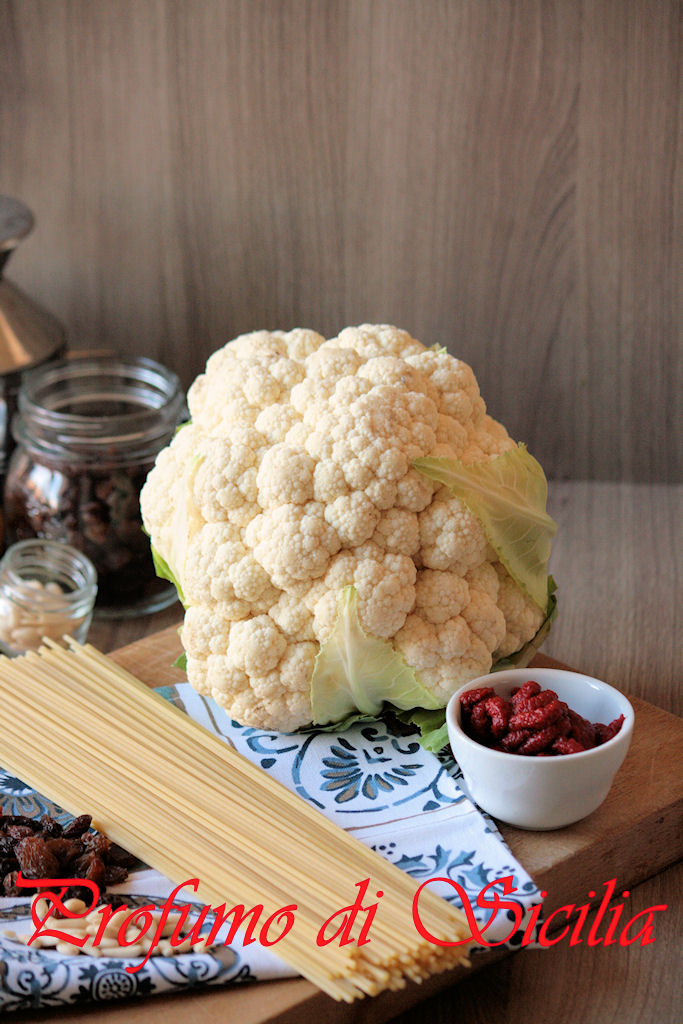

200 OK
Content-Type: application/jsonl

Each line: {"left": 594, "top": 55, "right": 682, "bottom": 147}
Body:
{"left": 86, "top": 480, "right": 682, "bottom": 1024}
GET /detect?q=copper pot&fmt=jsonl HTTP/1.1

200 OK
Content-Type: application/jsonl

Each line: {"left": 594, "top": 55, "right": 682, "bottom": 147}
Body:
{"left": 0, "top": 196, "right": 66, "bottom": 491}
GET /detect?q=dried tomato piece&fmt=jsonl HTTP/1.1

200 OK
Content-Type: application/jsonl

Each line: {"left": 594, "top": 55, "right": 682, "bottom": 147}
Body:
{"left": 518, "top": 689, "right": 558, "bottom": 711}
{"left": 460, "top": 687, "right": 495, "bottom": 712}
{"left": 484, "top": 696, "right": 510, "bottom": 738}
{"left": 517, "top": 720, "right": 562, "bottom": 755}
{"left": 567, "top": 708, "right": 597, "bottom": 749}
{"left": 509, "top": 698, "right": 563, "bottom": 731}
{"left": 510, "top": 681, "right": 541, "bottom": 708}
{"left": 500, "top": 729, "right": 533, "bottom": 752}
{"left": 595, "top": 714, "right": 625, "bottom": 744}
{"left": 461, "top": 680, "right": 626, "bottom": 758}
{"left": 469, "top": 701, "right": 492, "bottom": 742}
{"left": 553, "top": 737, "right": 585, "bottom": 755}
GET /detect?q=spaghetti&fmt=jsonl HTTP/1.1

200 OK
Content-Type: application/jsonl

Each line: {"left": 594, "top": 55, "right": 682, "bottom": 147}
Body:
{"left": 0, "top": 639, "right": 472, "bottom": 1000}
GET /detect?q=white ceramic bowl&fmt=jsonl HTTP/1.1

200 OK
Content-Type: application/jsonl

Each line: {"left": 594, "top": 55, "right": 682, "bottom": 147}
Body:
{"left": 446, "top": 668, "right": 634, "bottom": 830}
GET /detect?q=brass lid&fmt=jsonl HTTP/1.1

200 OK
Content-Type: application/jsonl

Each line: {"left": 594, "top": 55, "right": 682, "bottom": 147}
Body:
{"left": 0, "top": 196, "right": 65, "bottom": 377}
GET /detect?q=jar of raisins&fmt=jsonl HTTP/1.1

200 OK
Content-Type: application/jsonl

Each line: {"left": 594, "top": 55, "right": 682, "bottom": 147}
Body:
{"left": 4, "top": 355, "right": 185, "bottom": 616}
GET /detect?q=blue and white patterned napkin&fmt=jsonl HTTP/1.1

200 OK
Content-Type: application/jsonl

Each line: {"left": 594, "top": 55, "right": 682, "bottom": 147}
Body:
{"left": 0, "top": 684, "right": 541, "bottom": 1012}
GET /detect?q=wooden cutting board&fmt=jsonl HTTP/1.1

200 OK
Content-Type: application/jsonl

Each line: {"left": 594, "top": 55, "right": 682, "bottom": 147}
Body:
{"left": 30, "top": 627, "right": 683, "bottom": 1024}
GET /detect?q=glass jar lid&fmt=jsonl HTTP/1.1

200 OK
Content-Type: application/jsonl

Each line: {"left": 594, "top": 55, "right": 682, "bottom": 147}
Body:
{"left": 14, "top": 354, "right": 186, "bottom": 465}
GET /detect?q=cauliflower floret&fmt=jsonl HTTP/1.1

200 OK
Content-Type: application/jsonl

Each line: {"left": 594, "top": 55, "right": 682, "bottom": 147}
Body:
{"left": 324, "top": 493, "right": 380, "bottom": 547}
{"left": 372, "top": 508, "right": 420, "bottom": 555}
{"left": 310, "top": 546, "right": 416, "bottom": 641}
{"left": 245, "top": 501, "right": 341, "bottom": 590}
{"left": 414, "top": 569, "right": 469, "bottom": 624}
{"left": 228, "top": 615, "right": 287, "bottom": 675}
{"left": 281, "top": 328, "right": 326, "bottom": 361}
{"left": 394, "top": 613, "right": 492, "bottom": 704}
{"left": 192, "top": 438, "right": 258, "bottom": 522}
{"left": 406, "top": 350, "right": 486, "bottom": 425}
{"left": 334, "top": 324, "right": 426, "bottom": 360}
{"left": 493, "top": 562, "right": 545, "bottom": 658}
{"left": 183, "top": 523, "right": 250, "bottom": 616}
{"left": 220, "top": 643, "right": 317, "bottom": 731}
{"left": 461, "top": 588, "right": 507, "bottom": 653}
{"left": 255, "top": 405, "right": 302, "bottom": 444}
{"left": 419, "top": 497, "right": 489, "bottom": 574}
{"left": 256, "top": 444, "right": 315, "bottom": 507}
{"left": 269, "top": 591, "right": 316, "bottom": 641}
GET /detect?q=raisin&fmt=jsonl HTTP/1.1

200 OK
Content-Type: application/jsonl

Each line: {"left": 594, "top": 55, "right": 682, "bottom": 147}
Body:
{"left": 97, "top": 891, "right": 128, "bottom": 909}
{"left": 107, "top": 843, "right": 138, "bottom": 868}
{"left": 38, "top": 815, "right": 63, "bottom": 837}
{"left": 73, "top": 853, "right": 106, "bottom": 889}
{"left": 3, "top": 870, "right": 25, "bottom": 897}
{"left": 14, "top": 836, "right": 60, "bottom": 879}
{"left": 63, "top": 884, "right": 94, "bottom": 905}
{"left": 6, "top": 825, "right": 34, "bottom": 841}
{"left": 45, "top": 838, "right": 83, "bottom": 865}
{"left": 4, "top": 815, "right": 40, "bottom": 830}
{"left": 82, "top": 832, "right": 112, "bottom": 857}
{"left": 0, "top": 836, "right": 16, "bottom": 857}
{"left": 104, "top": 864, "right": 129, "bottom": 886}
{"left": 62, "top": 814, "right": 92, "bottom": 838}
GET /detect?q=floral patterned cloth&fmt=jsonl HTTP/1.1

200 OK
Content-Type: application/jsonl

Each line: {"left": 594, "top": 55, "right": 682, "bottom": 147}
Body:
{"left": 0, "top": 684, "right": 541, "bottom": 1012}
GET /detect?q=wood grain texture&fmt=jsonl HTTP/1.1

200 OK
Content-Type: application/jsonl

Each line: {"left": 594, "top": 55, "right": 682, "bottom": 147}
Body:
{"left": 76, "top": 479, "right": 681, "bottom": 1024}
{"left": 0, "top": 0, "right": 680, "bottom": 482}
{"left": 543, "top": 481, "right": 682, "bottom": 715}
{"left": 57, "top": 636, "right": 682, "bottom": 1024}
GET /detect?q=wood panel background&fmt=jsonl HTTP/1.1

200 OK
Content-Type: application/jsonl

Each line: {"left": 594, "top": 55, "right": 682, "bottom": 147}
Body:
{"left": 0, "top": 0, "right": 680, "bottom": 483}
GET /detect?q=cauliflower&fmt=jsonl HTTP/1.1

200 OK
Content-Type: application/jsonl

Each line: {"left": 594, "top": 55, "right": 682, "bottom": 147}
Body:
{"left": 141, "top": 325, "right": 556, "bottom": 733}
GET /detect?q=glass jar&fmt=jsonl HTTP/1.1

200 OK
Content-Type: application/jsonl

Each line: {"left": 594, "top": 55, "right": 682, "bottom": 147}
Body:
{"left": 4, "top": 355, "right": 185, "bottom": 616}
{"left": 0, "top": 539, "right": 97, "bottom": 654}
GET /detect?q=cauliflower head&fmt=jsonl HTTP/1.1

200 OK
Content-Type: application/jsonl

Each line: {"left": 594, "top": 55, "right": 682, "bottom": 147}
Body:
{"left": 141, "top": 325, "right": 554, "bottom": 732}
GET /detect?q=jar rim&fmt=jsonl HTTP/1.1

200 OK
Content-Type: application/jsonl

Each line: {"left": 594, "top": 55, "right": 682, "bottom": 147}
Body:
{"left": 14, "top": 354, "right": 186, "bottom": 462}
{"left": 0, "top": 539, "right": 98, "bottom": 611}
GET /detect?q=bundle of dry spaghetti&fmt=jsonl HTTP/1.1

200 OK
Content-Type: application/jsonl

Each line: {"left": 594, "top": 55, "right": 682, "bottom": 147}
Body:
{"left": 0, "top": 639, "right": 472, "bottom": 1000}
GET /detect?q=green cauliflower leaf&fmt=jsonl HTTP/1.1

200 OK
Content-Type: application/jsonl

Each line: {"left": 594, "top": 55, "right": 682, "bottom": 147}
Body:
{"left": 310, "top": 585, "right": 442, "bottom": 724}
{"left": 414, "top": 443, "right": 556, "bottom": 609}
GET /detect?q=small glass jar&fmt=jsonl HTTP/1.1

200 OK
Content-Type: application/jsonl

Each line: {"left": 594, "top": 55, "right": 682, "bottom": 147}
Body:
{"left": 4, "top": 355, "right": 185, "bottom": 616}
{"left": 0, "top": 539, "right": 97, "bottom": 654}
